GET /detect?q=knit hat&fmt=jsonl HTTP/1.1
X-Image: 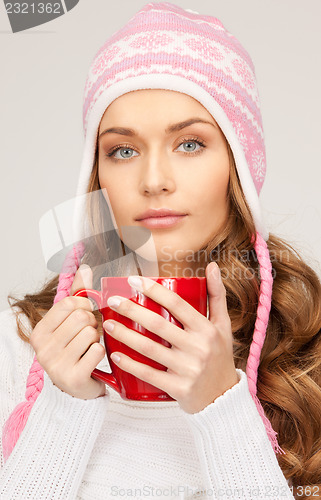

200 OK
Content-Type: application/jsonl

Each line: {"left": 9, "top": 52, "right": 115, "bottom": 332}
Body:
{"left": 2, "top": 2, "right": 284, "bottom": 460}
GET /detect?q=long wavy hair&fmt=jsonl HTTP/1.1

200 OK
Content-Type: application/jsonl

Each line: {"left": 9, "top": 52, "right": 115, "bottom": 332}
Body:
{"left": 8, "top": 141, "right": 321, "bottom": 498}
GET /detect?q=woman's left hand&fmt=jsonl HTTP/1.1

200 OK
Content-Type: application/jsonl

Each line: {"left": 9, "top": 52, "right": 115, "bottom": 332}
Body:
{"left": 103, "top": 262, "right": 239, "bottom": 414}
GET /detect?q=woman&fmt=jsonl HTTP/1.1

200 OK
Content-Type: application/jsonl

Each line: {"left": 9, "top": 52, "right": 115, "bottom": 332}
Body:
{"left": 1, "top": 2, "right": 320, "bottom": 499}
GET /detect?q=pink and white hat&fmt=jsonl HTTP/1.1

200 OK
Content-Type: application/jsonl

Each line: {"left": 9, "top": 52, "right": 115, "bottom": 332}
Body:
{"left": 74, "top": 1, "right": 268, "bottom": 242}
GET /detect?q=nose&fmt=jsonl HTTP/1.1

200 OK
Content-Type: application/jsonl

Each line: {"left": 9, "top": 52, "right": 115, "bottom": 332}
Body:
{"left": 138, "top": 150, "right": 176, "bottom": 196}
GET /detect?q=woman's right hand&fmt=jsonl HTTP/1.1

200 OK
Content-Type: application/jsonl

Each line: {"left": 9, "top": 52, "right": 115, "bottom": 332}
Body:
{"left": 30, "top": 265, "right": 106, "bottom": 400}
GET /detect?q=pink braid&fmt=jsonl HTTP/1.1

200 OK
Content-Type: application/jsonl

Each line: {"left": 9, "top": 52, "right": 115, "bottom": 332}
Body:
{"left": 246, "top": 232, "right": 285, "bottom": 455}
{"left": 2, "top": 242, "right": 85, "bottom": 462}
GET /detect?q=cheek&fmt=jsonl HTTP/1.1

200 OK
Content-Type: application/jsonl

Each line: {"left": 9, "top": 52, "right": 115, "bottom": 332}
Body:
{"left": 99, "top": 163, "right": 134, "bottom": 207}
{"left": 103, "top": 191, "right": 126, "bottom": 228}
{"left": 194, "top": 165, "right": 230, "bottom": 215}
{"left": 98, "top": 174, "right": 123, "bottom": 229}
{"left": 212, "top": 173, "right": 229, "bottom": 209}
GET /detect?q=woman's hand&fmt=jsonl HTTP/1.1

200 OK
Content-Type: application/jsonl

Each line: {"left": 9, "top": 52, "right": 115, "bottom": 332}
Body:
{"left": 29, "top": 265, "right": 106, "bottom": 400}
{"left": 103, "top": 262, "right": 239, "bottom": 414}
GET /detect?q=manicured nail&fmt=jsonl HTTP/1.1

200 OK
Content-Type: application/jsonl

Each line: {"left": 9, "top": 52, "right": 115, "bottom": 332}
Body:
{"left": 79, "top": 264, "right": 91, "bottom": 272}
{"left": 211, "top": 262, "right": 222, "bottom": 280}
{"left": 107, "top": 296, "right": 124, "bottom": 309}
{"left": 111, "top": 353, "right": 121, "bottom": 363}
{"left": 128, "top": 276, "right": 143, "bottom": 291}
{"left": 103, "top": 320, "right": 114, "bottom": 332}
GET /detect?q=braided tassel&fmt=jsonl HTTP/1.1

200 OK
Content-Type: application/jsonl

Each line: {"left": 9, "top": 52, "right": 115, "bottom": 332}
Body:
{"left": 2, "top": 242, "right": 85, "bottom": 462}
{"left": 246, "top": 232, "right": 285, "bottom": 455}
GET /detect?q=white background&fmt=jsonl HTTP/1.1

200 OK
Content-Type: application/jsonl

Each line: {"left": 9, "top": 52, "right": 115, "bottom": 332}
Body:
{"left": 0, "top": 0, "right": 320, "bottom": 312}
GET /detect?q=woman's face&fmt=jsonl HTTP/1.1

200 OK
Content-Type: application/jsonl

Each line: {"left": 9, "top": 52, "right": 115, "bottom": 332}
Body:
{"left": 98, "top": 89, "right": 230, "bottom": 276}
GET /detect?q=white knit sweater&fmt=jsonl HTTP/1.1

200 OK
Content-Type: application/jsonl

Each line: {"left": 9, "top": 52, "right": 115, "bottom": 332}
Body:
{"left": 0, "top": 307, "right": 295, "bottom": 500}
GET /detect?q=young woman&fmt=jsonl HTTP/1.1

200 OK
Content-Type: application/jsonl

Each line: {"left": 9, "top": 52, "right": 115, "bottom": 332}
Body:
{"left": 1, "top": 2, "right": 320, "bottom": 499}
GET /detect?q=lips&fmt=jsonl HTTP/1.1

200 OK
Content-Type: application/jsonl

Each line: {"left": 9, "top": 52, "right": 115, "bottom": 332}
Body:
{"left": 138, "top": 216, "right": 186, "bottom": 229}
{"left": 135, "top": 208, "right": 187, "bottom": 221}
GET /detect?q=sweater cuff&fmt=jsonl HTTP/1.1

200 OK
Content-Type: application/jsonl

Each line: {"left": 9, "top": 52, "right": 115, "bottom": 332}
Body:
{"left": 182, "top": 369, "right": 294, "bottom": 499}
{"left": 187, "top": 368, "right": 249, "bottom": 418}
{"left": 40, "top": 370, "right": 110, "bottom": 410}
{"left": 182, "top": 369, "right": 262, "bottom": 442}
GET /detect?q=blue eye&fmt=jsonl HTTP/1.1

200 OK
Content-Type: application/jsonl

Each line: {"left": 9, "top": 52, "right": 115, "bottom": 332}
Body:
{"left": 105, "top": 137, "right": 206, "bottom": 162}
{"left": 108, "top": 147, "right": 139, "bottom": 160}
{"left": 176, "top": 140, "right": 203, "bottom": 153}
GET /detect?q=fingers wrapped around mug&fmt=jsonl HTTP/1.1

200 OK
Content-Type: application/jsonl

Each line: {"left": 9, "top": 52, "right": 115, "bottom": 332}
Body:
{"left": 103, "top": 272, "right": 239, "bottom": 414}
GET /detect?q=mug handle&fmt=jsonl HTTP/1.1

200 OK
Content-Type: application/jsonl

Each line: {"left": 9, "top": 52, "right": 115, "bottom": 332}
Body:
{"left": 73, "top": 288, "right": 121, "bottom": 395}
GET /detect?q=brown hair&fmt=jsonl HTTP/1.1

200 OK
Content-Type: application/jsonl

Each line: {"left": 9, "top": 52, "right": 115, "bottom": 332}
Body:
{"left": 8, "top": 143, "right": 321, "bottom": 498}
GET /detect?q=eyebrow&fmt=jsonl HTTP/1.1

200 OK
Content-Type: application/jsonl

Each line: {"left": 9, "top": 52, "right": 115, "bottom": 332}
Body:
{"left": 98, "top": 118, "right": 217, "bottom": 140}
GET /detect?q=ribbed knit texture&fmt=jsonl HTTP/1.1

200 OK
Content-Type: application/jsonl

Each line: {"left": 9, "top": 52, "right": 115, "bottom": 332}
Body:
{"left": 0, "top": 307, "right": 294, "bottom": 499}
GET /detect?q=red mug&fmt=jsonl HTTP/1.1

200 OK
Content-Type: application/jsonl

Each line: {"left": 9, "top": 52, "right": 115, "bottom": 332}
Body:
{"left": 74, "top": 276, "right": 207, "bottom": 401}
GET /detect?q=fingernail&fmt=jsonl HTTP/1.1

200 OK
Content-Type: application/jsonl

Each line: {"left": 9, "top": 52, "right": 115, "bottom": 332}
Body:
{"left": 78, "top": 264, "right": 92, "bottom": 289}
{"left": 212, "top": 263, "right": 222, "bottom": 280}
{"left": 107, "top": 296, "right": 124, "bottom": 309}
{"left": 103, "top": 320, "right": 114, "bottom": 332}
{"left": 128, "top": 276, "right": 143, "bottom": 291}
{"left": 79, "top": 264, "right": 91, "bottom": 273}
{"left": 111, "top": 353, "right": 121, "bottom": 363}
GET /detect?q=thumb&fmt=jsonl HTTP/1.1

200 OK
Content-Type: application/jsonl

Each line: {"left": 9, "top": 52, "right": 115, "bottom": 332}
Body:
{"left": 70, "top": 264, "right": 93, "bottom": 296}
{"left": 205, "top": 262, "right": 229, "bottom": 326}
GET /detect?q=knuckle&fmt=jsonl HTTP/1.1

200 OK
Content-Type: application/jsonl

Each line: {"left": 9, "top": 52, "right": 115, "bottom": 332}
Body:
{"left": 84, "top": 325, "right": 99, "bottom": 342}
{"left": 139, "top": 363, "right": 151, "bottom": 382}
{"left": 187, "top": 360, "right": 203, "bottom": 379}
{"left": 176, "top": 380, "right": 190, "bottom": 400}
{"left": 90, "top": 342, "right": 105, "bottom": 358}
{"left": 142, "top": 278, "right": 156, "bottom": 293}
{"left": 36, "top": 346, "right": 51, "bottom": 368}
{"left": 150, "top": 314, "right": 164, "bottom": 332}
{"left": 88, "top": 312, "right": 98, "bottom": 327}
{"left": 196, "top": 340, "right": 212, "bottom": 363}
{"left": 73, "top": 308, "right": 90, "bottom": 324}
{"left": 142, "top": 339, "right": 156, "bottom": 357}
{"left": 170, "top": 292, "right": 181, "bottom": 310}
{"left": 170, "top": 294, "right": 185, "bottom": 318}
{"left": 61, "top": 296, "right": 76, "bottom": 312}
{"left": 206, "top": 325, "right": 219, "bottom": 342}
